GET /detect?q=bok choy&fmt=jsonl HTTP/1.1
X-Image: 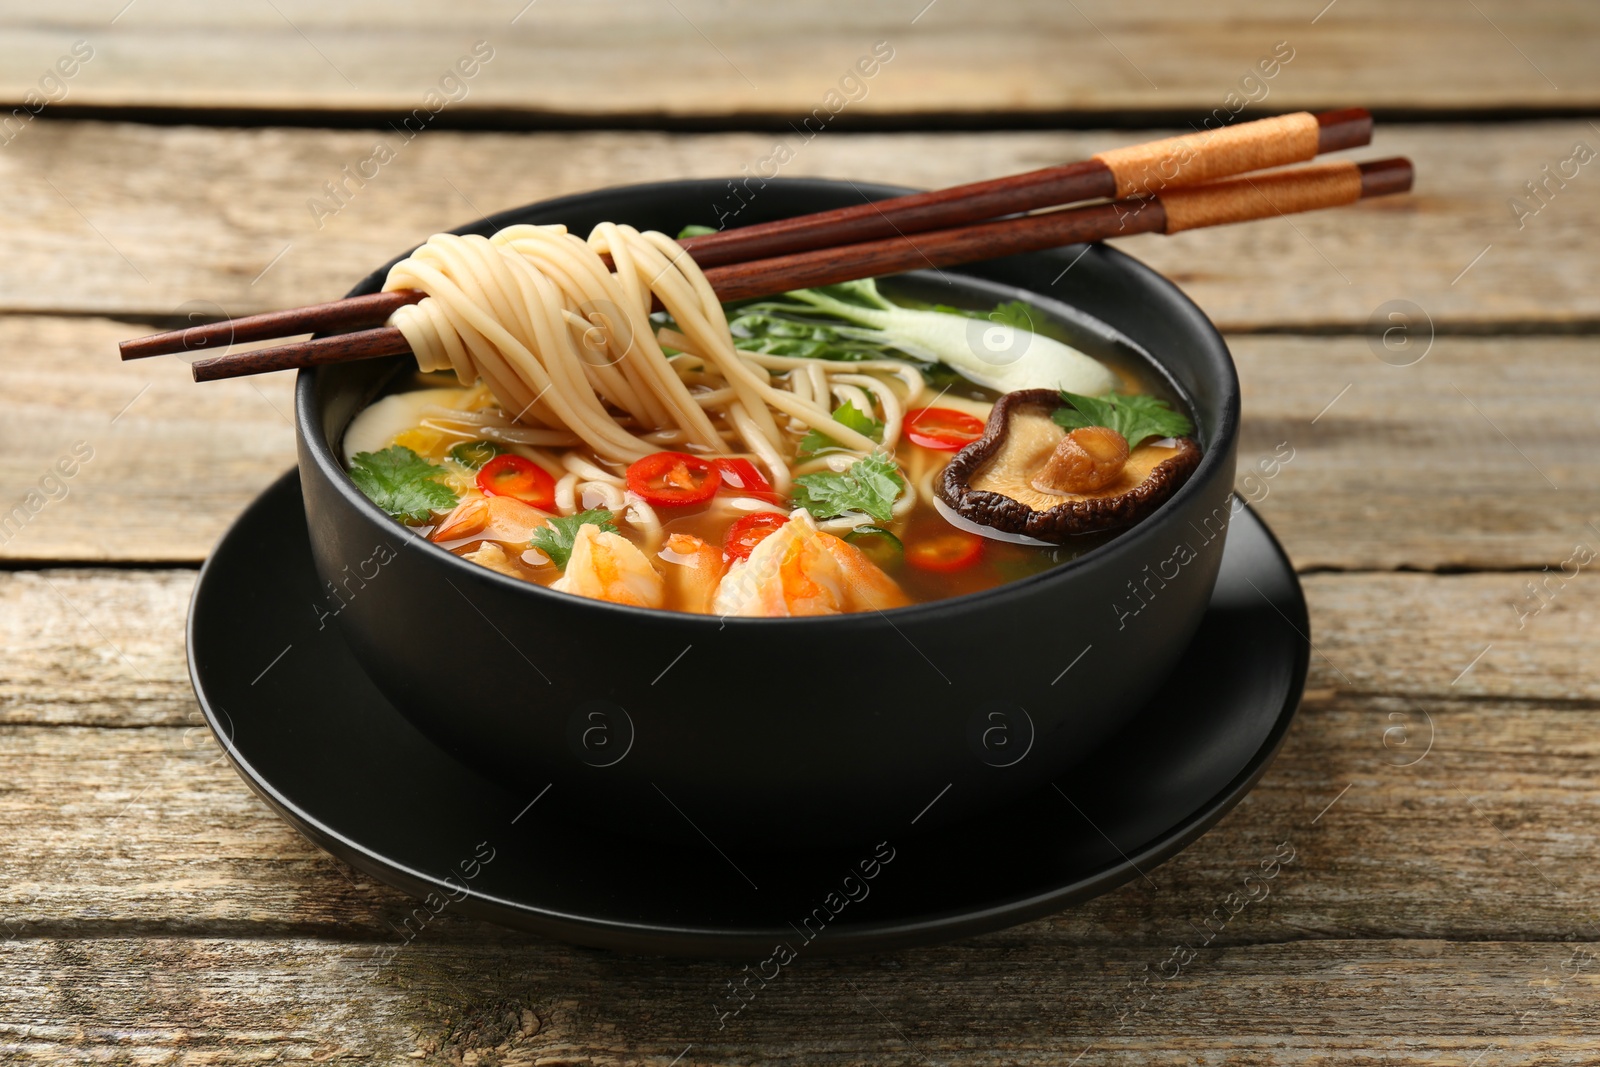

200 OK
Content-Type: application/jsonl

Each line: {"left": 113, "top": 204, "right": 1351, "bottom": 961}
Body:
{"left": 728, "top": 279, "right": 1116, "bottom": 396}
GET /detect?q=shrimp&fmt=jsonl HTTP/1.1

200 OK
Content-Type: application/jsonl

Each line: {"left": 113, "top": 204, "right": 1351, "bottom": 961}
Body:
{"left": 462, "top": 541, "right": 524, "bottom": 579}
{"left": 431, "top": 492, "right": 550, "bottom": 546}
{"left": 712, "top": 510, "right": 908, "bottom": 617}
{"left": 819, "top": 534, "right": 911, "bottom": 612}
{"left": 551, "top": 523, "right": 665, "bottom": 609}
{"left": 657, "top": 533, "right": 726, "bottom": 615}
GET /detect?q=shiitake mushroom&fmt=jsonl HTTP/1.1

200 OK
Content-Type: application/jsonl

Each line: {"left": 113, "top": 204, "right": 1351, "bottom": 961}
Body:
{"left": 936, "top": 389, "right": 1200, "bottom": 542}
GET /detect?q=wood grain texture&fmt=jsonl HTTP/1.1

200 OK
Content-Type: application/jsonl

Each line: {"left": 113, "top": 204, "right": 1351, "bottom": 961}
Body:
{"left": 1, "top": 936, "right": 1597, "bottom": 1065}
{"left": 0, "top": 1, "right": 1589, "bottom": 1057}
{"left": 4, "top": 692, "right": 1597, "bottom": 941}
{"left": 1, "top": 566, "right": 1599, "bottom": 1062}
{"left": 2, "top": 0, "right": 1597, "bottom": 115}
{"left": 1229, "top": 333, "right": 1600, "bottom": 572}
{"left": 0, "top": 316, "right": 295, "bottom": 564}
{"left": 0, "top": 121, "right": 1591, "bottom": 328}
{"left": 0, "top": 569, "right": 1594, "bottom": 936}
{"left": 2, "top": 311, "right": 1591, "bottom": 571}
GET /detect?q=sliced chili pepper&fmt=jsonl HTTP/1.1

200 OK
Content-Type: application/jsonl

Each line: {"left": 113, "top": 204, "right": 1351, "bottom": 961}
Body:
{"left": 449, "top": 439, "right": 508, "bottom": 470}
{"left": 723, "top": 512, "right": 788, "bottom": 560}
{"left": 713, "top": 458, "right": 783, "bottom": 503}
{"left": 626, "top": 451, "right": 722, "bottom": 507}
{"left": 905, "top": 406, "right": 986, "bottom": 452}
{"left": 476, "top": 454, "right": 557, "bottom": 509}
{"left": 905, "top": 530, "right": 984, "bottom": 573}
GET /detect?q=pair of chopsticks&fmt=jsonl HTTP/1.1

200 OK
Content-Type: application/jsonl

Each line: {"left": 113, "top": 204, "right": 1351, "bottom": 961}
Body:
{"left": 120, "top": 108, "right": 1408, "bottom": 382}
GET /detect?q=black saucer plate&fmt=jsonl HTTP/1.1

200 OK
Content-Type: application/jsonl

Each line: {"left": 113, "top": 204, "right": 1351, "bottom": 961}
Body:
{"left": 189, "top": 471, "right": 1309, "bottom": 957}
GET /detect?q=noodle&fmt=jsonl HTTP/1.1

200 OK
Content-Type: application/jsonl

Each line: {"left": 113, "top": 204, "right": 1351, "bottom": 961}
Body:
{"left": 388, "top": 224, "right": 882, "bottom": 464}
{"left": 832, "top": 373, "right": 906, "bottom": 451}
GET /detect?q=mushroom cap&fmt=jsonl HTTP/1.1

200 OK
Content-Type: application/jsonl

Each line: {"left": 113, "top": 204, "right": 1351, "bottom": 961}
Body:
{"left": 936, "top": 388, "right": 1201, "bottom": 543}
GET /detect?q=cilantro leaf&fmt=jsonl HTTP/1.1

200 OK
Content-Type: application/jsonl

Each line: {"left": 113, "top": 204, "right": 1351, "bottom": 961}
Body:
{"left": 529, "top": 508, "right": 619, "bottom": 569}
{"left": 1053, "top": 391, "right": 1194, "bottom": 450}
{"left": 791, "top": 453, "right": 904, "bottom": 523}
{"left": 348, "top": 446, "right": 458, "bottom": 524}
{"left": 798, "top": 401, "right": 885, "bottom": 458}
{"left": 448, "top": 439, "right": 508, "bottom": 470}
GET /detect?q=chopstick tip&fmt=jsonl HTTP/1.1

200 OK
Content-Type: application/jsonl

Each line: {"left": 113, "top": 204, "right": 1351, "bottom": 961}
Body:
{"left": 1314, "top": 107, "right": 1375, "bottom": 153}
{"left": 1358, "top": 157, "right": 1414, "bottom": 197}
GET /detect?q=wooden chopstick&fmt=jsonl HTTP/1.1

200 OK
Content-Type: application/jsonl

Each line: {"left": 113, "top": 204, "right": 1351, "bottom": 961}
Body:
{"left": 689, "top": 108, "right": 1372, "bottom": 268}
{"left": 186, "top": 157, "right": 1411, "bottom": 383}
{"left": 120, "top": 108, "right": 1371, "bottom": 363}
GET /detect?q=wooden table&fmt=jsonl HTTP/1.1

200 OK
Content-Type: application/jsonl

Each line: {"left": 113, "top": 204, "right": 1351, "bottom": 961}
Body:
{"left": 3, "top": 2, "right": 1597, "bottom": 1062}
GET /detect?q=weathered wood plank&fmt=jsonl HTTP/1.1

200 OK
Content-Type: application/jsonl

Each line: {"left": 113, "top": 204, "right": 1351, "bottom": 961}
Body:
{"left": 3, "top": 0, "right": 1597, "bottom": 116}
{"left": 0, "top": 316, "right": 296, "bottom": 564}
{"left": 0, "top": 122, "right": 1593, "bottom": 327}
{"left": 0, "top": 937, "right": 1595, "bottom": 1065}
{"left": 0, "top": 569, "right": 1595, "bottom": 946}
{"left": 3, "top": 690, "right": 1597, "bottom": 942}
{"left": 1, "top": 312, "right": 1590, "bottom": 570}
{"left": 1230, "top": 333, "right": 1600, "bottom": 572}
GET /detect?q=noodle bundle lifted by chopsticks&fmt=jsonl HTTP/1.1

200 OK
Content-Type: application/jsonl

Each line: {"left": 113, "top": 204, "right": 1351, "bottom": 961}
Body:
{"left": 383, "top": 223, "right": 882, "bottom": 487}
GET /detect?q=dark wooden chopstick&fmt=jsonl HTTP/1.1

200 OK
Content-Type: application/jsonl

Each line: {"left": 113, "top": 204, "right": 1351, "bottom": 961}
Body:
{"left": 187, "top": 157, "right": 1411, "bottom": 382}
{"left": 687, "top": 108, "right": 1372, "bottom": 268}
{"left": 120, "top": 108, "right": 1371, "bottom": 363}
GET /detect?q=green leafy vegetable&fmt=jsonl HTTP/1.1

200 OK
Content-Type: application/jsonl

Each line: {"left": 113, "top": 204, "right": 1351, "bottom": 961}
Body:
{"left": 727, "top": 308, "right": 896, "bottom": 362}
{"left": 348, "top": 446, "right": 458, "bottom": 524}
{"left": 844, "top": 524, "right": 904, "bottom": 565}
{"left": 987, "top": 300, "right": 1036, "bottom": 331}
{"left": 1052, "top": 391, "right": 1194, "bottom": 450}
{"left": 925, "top": 300, "right": 1027, "bottom": 332}
{"left": 798, "top": 401, "right": 885, "bottom": 458}
{"left": 732, "top": 279, "right": 1115, "bottom": 395}
{"left": 677, "top": 224, "right": 718, "bottom": 239}
{"left": 529, "top": 508, "right": 619, "bottom": 569}
{"left": 448, "top": 439, "right": 508, "bottom": 470}
{"left": 791, "top": 454, "right": 904, "bottom": 523}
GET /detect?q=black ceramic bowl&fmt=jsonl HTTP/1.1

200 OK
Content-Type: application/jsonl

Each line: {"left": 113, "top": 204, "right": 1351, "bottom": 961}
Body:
{"left": 296, "top": 179, "right": 1240, "bottom": 849}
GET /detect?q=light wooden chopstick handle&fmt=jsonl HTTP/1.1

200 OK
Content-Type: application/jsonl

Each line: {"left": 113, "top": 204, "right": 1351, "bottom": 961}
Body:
{"left": 1092, "top": 112, "right": 1325, "bottom": 198}
{"left": 1156, "top": 159, "right": 1368, "bottom": 233}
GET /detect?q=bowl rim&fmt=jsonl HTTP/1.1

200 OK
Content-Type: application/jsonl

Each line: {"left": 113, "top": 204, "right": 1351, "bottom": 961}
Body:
{"left": 296, "top": 176, "right": 1241, "bottom": 629}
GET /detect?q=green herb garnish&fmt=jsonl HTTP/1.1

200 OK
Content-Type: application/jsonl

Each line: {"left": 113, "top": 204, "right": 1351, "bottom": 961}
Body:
{"left": 677, "top": 224, "right": 718, "bottom": 239}
{"left": 529, "top": 508, "right": 619, "bottom": 569}
{"left": 1053, "top": 390, "right": 1193, "bottom": 450}
{"left": 798, "top": 401, "right": 885, "bottom": 458}
{"left": 348, "top": 446, "right": 458, "bottom": 524}
{"left": 448, "top": 439, "right": 508, "bottom": 470}
{"left": 791, "top": 454, "right": 904, "bottom": 523}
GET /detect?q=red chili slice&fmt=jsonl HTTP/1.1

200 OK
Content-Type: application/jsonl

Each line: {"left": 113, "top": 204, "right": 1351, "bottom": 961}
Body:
{"left": 626, "top": 451, "right": 722, "bottom": 507}
{"left": 905, "top": 406, "right": 986, "bottom": 452}
{"left": 905, "top": 530, "right": 984, "bottom": 573}
{"left": 713, "top": 458, "right": 783, "bottom": 503}
{"left": 476, "top": 454, "right": 557, "bottom": 509}
{"left": 723, "top": 512, "right": 788, "bottom": 560}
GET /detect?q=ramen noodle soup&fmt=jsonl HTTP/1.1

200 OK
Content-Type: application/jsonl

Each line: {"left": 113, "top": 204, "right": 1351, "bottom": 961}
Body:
{"left": 341, "top": 223, "right": 1199, "bottom": 617}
